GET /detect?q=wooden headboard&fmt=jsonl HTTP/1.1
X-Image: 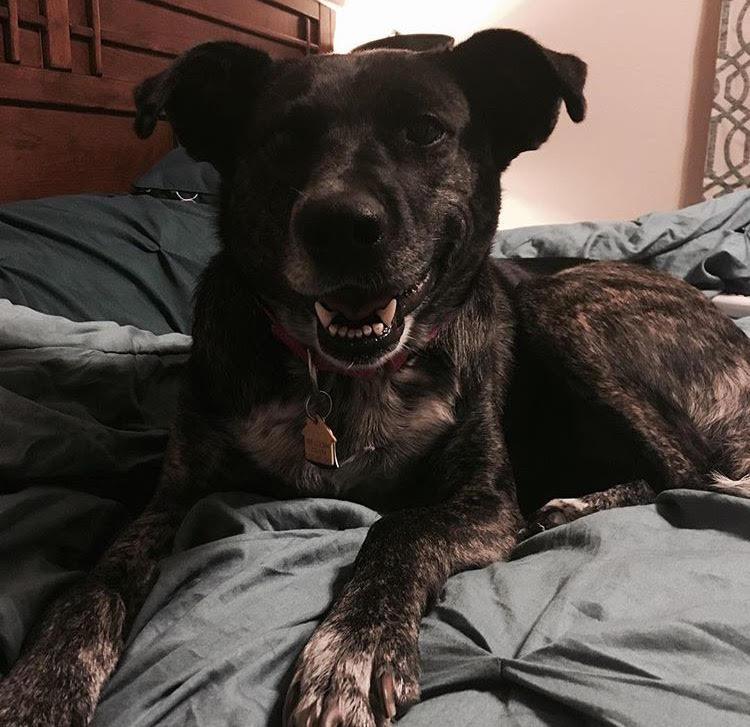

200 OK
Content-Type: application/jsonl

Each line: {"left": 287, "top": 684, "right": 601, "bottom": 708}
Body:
{"left": 0, "top": 0, "right": 335, "bottom": 202}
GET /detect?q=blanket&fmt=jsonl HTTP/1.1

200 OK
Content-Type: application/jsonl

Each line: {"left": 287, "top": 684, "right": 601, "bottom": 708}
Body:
{"left": 3, "top": 488, "right": 749, "bottom": 726}
{"left": 4, "top": 190, "right": 750, "bottom": 725}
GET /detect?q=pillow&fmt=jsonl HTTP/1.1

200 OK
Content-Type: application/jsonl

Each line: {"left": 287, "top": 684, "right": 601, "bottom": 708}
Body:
{"left": 132, "top": 147, "right": 221, "bottom": 200}
{"left": 0, "top": 192, "right": 220, "bottom": 335}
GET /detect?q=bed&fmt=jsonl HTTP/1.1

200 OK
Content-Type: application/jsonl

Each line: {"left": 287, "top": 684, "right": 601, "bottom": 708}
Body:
{"left": 4, "top": 4, "right": 750, "bottom": 727}
{"left": 0, "top": 0, "right": 335, "bottom": 203}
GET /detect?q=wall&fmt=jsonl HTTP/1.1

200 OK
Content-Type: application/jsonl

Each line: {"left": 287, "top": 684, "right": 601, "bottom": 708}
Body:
{"left": 334, "top": 0, "right": 721, "bottom": 229}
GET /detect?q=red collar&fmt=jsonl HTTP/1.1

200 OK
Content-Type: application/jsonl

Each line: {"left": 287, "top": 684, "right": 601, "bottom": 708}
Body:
{"left": 260, "top": 302, "right": 427, "bottom": 379}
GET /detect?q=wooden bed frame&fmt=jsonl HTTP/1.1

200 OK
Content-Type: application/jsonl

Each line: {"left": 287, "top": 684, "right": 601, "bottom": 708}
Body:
{"left": 0, "top": 0, "right": 336, "bottom": 202}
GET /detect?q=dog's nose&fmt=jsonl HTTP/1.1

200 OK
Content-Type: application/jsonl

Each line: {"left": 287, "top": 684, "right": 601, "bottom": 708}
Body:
{"left": 294, "top": 193, "right": 385, "bottom": 254}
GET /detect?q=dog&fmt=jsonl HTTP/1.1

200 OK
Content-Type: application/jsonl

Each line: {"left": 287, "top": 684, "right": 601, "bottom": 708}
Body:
{"left": 3, "top": 27, "right": 750, "bottom": 727}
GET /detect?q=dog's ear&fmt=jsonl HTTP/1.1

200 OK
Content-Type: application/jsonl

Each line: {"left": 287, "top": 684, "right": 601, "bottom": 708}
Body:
{"left": 134, "top": 41, "right": 272, "bottom": 173}
{"left": 447, "top": 29, "right": 587, "bottom": 167}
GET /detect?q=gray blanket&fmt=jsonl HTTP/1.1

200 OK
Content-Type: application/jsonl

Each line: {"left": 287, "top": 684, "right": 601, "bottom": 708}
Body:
{"left": 4, "top": 488, "right": 749, "bottom": 727}
{"left": 0, "top": 301, "right": 188, "bottom": 486}
{"left": 5, "top": 190, "right": 750, "bottom": 726}
{"left": 493, "top": 189, "right": 750, "bottom": 294}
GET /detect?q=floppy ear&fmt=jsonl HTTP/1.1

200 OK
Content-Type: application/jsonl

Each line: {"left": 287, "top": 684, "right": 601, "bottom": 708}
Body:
{"left": 448, "top": 29, "right": 587, "bottom": 167}
{"left": 134, "top": 41, "right": 272, "bottom": 173}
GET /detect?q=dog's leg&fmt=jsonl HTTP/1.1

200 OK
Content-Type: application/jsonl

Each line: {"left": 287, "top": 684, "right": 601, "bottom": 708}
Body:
{"left": 284, "top": 423, "right": 521, "bottom": 727}
{"left": 517, "top": 263, "right": 750, "bottom": 494}
{"left": 0, "top": 433, "right": 225, "bottom": 727}
{"left": 519, "top": 480, "right": 656, "bottom": 538}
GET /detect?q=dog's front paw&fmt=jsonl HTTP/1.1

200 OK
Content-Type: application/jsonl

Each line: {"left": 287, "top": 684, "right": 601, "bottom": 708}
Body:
{"left": 0, "top": 656, "right": 96, "bottom": 727}
{"left": 518, "top": 497, "right": 589, "bottom": 540}
{"left": 283, "top": 618, "right": 420, "bottom": 727}
{"left": 0, "top": 581, "right": 125, "bottom": 727}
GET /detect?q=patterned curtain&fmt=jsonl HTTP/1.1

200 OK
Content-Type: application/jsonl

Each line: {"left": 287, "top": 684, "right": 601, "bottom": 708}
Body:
{"left": 704, "top": 0, "right": 750, "bottom": 198}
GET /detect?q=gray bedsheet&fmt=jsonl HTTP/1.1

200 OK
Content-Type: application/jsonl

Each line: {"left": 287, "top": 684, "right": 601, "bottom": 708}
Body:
{"left": 4, "top": 189, "right": 750, "bottom": 726}
{"left": 493, "top": 189, "right": 750, "bottom": 294}
{"left": 0, "top": 300, "right": 188, "bottom": 486}
{"left": 3, "top": 488, "right": 749, "bottom": 727}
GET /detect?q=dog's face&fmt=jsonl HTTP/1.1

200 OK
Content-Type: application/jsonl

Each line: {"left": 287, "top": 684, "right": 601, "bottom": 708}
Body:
{"left": 250, "top": 52, "right": 471, "bottom": 368}
{"left": 135, "top": 31, "right": 586, "bottom": 370}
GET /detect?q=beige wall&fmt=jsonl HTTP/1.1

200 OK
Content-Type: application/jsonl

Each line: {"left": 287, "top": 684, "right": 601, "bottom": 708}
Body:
{"left": 334, "top": 0, "right": 721, "bottom": 229}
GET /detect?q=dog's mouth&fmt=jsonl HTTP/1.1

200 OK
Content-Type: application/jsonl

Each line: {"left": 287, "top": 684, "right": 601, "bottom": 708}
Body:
{"left": 313, "top": 271, "right": 431, "bottom": 366}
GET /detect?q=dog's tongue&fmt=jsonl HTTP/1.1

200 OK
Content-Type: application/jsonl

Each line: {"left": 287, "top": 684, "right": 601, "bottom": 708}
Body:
{"left": 321, "top": 290, "right": 395, "bottom": 322}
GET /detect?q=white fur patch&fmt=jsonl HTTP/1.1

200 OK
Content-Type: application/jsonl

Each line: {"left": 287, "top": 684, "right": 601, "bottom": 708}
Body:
{"left": 545, "top": 497, "right": 587, "bottom": 512}
{"left": 708, "top": 471, "right": 750, "bottom": 497}
{"left": 235, "top": 372, "right": 456, "bottom": 498}
{"left": 686, "top": 358, "right": 750, "bottom": 434}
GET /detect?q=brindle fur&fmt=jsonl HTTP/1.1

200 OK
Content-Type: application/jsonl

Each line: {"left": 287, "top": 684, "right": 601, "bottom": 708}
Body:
{"left": 3, "top": 30, "right": 750, "bottom": 727}
{"left": 519, "top": 480, "right": 657, "bottom": 538}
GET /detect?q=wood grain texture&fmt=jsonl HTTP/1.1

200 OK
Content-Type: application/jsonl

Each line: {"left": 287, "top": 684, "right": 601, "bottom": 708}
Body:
{"left": 40, "top": 0, "right": 72, "bottom": 69}
{"left": 319, "top": 4, "right": 333, "bottom": 53}
{"left": 0, "top": 62, "right": 134, "bottom": 110}
{"left": 147, "top": 0, "right": 322, "bottom": 22}
{"left": 68, "top": 0, "right": 89, "bottom": 25}
{"left": 0, "top": 105, "right": 174, "bottom": 201}
{"left": 4, "top": 0, "right": 21, "bottom": 63}
{"left": 134, "top": 0, "right": 316, "bottom": 51}
{"left": 0, "top": 0, "right": 335, "bottom": 202}
{"left": 19, "top": 26, "right": 43, "bottom": 67}
{"left": 98, "top": 9, "right": 310, "bottom": 58}
{"left": 87, "top": 0, "right": 102, "bottom": 75}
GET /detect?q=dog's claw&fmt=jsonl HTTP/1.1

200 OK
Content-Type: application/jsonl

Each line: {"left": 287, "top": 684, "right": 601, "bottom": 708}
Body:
{"left": 521, "top": 497, "right": 591, "bottom": 540}
{"left": 284, "top": 615, "right": 421, "bottom": 727}
{"left": 517, "top": 521, "right": 545, "bottom": 541}
{"left": 378, "top": 670, "right": 397, "bottom": 720}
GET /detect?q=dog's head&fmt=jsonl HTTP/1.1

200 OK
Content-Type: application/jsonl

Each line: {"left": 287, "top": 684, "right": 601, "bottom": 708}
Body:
{"left": 135, "top": 30, "right": 586, "bottom": 370}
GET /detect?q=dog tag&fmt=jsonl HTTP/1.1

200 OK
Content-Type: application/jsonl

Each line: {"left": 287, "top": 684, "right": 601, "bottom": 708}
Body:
{"left": 303, "top": 415, "right": 339, "bottom": 468}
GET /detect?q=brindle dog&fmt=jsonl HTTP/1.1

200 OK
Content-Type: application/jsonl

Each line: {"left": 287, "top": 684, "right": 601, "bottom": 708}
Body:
{"left": 3, "top": 28, "right": 750, "bottom": 727}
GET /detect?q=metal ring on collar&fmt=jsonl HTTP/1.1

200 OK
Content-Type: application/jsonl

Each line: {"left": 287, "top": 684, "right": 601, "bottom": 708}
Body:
{"left": 305, "top": 390, "right": 332, "bottom": 421}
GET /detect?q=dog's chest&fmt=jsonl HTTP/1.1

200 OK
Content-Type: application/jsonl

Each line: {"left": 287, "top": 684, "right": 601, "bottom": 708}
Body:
{"left": 235, "top": 370, "right": 456, "bottom": 497}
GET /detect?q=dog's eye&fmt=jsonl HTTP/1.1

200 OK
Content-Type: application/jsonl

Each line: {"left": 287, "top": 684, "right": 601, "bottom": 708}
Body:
{"left": 404, "top": 115, "right": 447, "bottom": 147}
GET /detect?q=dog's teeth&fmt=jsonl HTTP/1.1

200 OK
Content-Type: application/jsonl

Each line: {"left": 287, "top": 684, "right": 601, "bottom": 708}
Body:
{"left": 363, "top": 325, "right": 373, "bottom": 336}
{"left": 338, "top": 326, "right": 348, "bottom": 337}
{"left": 328, "top": 324, "right": 339, "bottom": 335}
{"left": 372, "top": 322, "right": 385, "bottom": 336}
{"left": 315, "top": 301, "right": 335, "bottom": 329}
{"left": 376, "top": 298, "right": 397, "bottom": 328}
{"left": 347, "top": 328, "right": 357, "bottom": 338}
{"left": 355, "top": 329, "right": 363, "bottom": 338}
